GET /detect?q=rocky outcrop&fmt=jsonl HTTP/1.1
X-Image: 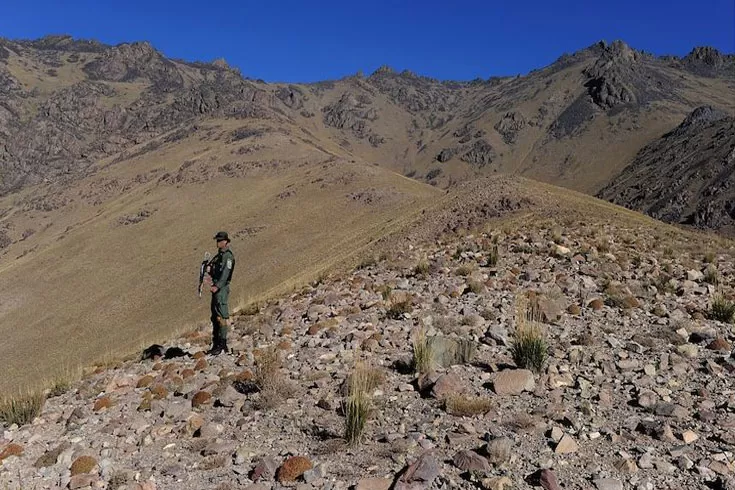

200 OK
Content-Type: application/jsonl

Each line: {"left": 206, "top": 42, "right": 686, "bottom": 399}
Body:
{"left": 598, "top": 106, "right": 735, "bottom": 234}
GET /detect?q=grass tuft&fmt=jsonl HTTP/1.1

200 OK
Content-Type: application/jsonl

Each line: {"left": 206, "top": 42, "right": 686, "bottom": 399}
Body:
{"left": 253, "top": 346, "right": 292, "bottom": 410}
{"left": 386, "top": 298, "right": 412, "bottom": 320}
{"left": 411, "top": 328, "right": 434, "bottom": 374}
{"left": 0, "top": 391, "right": 46, "bottom": 426}
{"left": 709, "top": 293, "right": 735, "bottom": 323}
{"left": 344, "top": 361, "right": 382, "bottom": 446}
{"left": 511, "top": 295, "right": 548, "bottom": 373}
{"left": 413, "top": 260, "right": 430, "bottom": 277}
{"left": 444, "top": 394, "right": 493, "bottom": 417}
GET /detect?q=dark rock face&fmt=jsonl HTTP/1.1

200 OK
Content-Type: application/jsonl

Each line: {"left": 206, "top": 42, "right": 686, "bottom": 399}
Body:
{"left": 598, "top": 106, "right": 735, "bottom": 235}
{"left": 680, "top": 47, "right": 735, "bottom": 78}
{"left": 494, "top": 111, "right": 528, "bottom": 144}
{"left": 460, "top": 140, "right": 495, "bottom": 168}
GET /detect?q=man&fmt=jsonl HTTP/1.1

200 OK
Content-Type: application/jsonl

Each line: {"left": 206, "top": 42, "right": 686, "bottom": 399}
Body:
{"left": 208, "top": 231, "right": 235, "bottom": 355}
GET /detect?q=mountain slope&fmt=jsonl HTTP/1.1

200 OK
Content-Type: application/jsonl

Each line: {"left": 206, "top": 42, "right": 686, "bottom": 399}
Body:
{"left": 598, "top": 106, "right": 735, "bottom": 235}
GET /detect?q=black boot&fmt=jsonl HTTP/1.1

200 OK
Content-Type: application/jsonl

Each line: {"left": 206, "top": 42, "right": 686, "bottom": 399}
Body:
{"left": 208, "top": 338, "right": 229, "bottom": 356}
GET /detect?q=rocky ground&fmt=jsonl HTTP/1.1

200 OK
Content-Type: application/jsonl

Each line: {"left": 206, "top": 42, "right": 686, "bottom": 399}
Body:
{"left": 2, "top": 216, "right": 735, "bottom": 490}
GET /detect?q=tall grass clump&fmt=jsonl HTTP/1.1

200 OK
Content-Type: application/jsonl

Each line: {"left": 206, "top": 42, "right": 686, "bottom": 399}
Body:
{"left": 0, "top": 391, "right": 46, "bottom": 426}
{"left": 344, "top": 361, "right": 383, "bottom": 446}
{"left": 511, "top": 295, "right": 548, "bottom": 373}
{"left": 709, "top": 291, "right": 735, "bottom": 323}
{"left": 411, "top": 328, "right": 434, "bottom": 374}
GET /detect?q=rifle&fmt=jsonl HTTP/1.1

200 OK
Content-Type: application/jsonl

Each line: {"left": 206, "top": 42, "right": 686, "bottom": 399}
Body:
{"left": 198, "top": 251, "right": 211, "bottom": 298}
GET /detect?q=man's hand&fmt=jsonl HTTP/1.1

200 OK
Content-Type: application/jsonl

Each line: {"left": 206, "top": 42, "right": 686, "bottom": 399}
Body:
{"left": 210, "top": 285, "right": 219, "bottom": 293}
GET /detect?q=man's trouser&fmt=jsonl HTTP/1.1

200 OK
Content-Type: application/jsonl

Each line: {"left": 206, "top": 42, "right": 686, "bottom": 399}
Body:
{"left": 210, "top": 285, "right": 230, "bottom": 346}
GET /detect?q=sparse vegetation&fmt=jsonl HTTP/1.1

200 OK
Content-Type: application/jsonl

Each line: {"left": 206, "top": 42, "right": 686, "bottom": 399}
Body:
{"left": 0, "top": 391, "right": 46, "bottom": 426}
{"left": 704, "top": 250, "right": 716, "bottom": 263}
{"left": 254, "top": 346, "right": 292, "bottom": 410}
{"left": 704, "top": 265, "right": 719, "bottom": 285}
{"left": 455, "top": 264, "right": 474, "bottom": 277}
{"left": 511, "top": 296, "right": 548, "bottom": 373}
{"left": 344, "top": 361, "right": 383, "bottom": 446}
{"left": 411, "top": 328, "right": 434, "bottom": 374}
{"left": 466, "top": 279, "right": 484, "bottom": 295}
{"left": 709, "top": 293, "right": 735, "bottom": 323}
{"left": 413, "top": 260, "right": 430, "bottom": 277}
{"left": 377, "top": 284, "right": 392, "bottom": 301}
{"left": 356, "top": 256, "right": 377, "bottom": 270}
{"left": 444, "top": 394, "right": 493, "bottom": 416}
{"left": 386, "top": 298, "right": 413, "bottom": 320}
{"left": 486, "top": 242, "right": 499, "bottom": 266}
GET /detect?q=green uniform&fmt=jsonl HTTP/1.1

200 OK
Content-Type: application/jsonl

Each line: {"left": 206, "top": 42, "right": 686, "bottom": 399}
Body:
{"left": 209, "top": 247, "right": 235, "bottom": 348}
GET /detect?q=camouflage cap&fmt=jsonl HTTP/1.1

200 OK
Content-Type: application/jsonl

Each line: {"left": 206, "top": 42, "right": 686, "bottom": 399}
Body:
{"left": 213, "top": 231, "right": 230, "bottom": 242}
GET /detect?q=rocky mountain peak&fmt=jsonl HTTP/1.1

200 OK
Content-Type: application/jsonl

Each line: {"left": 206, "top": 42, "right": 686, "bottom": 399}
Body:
{"left": 685, "top": 46, "right": 726, "bottom": 68}
{"left": 676, "top": 105, "right": 731, "bottom": 133}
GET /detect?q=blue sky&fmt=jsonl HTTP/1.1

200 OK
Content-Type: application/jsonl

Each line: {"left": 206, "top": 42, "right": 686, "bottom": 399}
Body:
{"left": 1, "top": 0, "right": 733, "bottom": 82}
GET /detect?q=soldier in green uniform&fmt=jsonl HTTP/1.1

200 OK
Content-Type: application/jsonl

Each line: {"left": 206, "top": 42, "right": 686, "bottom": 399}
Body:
{"left": 208, "top": 231, "right": 235, "bottom": 355}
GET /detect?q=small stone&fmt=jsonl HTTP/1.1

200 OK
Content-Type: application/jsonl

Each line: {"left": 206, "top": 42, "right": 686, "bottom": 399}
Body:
{"left": 709, "top": 461, "right": 732, "bottom": 476}
{"left": 567, "top": 304, "right": 581, "bottom": 315}
{"left": 276, "top": 456, "right": 313, "bottom": 482}
{"left": 250, "top": 456, "right": 279, "bottom": 481}
{"left": 614, "top": 458, "right": 638, "bottom": 474}
{"left": 550, "top": 427, "right": 564, "bottom": 443}
{"left": 69, "top": 474, "right": 97, "bottom": 489}
{"left": 594, "top": 478, "right": 623, "bottom": 490}
{"left": 708, "top": 338, "right": 732, "bottom": 352}
{"left": 493, "top": 369, "right": 535, "bottom": 395}
{"left": 430, "top": 373, "right": 465, "bottom": 400}
{"left": 355, "top": 478, "right": 393, "bottom": 490}
{"left": 677, "top": 344, "right": 698, "bottom": 358}
{"left": 481, "top": 476, "right": 512, "bottom": 490}
{"left": 395, "top": 451, "right": 440, "bottom": 490}
{"left": 554, "top": 434, "right": 579, "bottom": 454}
{"left": 539, "top": 469, "right": 561, "bottom": 490}
{"left": 71, "top": 455, "right": 98, "bottom": 476}
{"left": 682, "top": 430, "right": 699, "bottom": 444}
{"left": 452, "top": 450, "right": 491, "bottom": 472}
{"left": 136, "top": 375, "right": 155, "bottom": 388}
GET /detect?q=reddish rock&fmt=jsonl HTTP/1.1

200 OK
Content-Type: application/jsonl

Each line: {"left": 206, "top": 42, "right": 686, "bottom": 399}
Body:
{"left": 180, "top": 368, "right": 196, "bottom": 380}
{"left": 194, "top": 358, "right": 208, "bottom": 371}
{"left": 395, "top": 451, "right": 440, "bottom": 490}
{"left": 567, "top": 304, "right": 581, "bottom": 315}
{"left": 540, "top": 469, "right": 562, "bottom": 490}
{"left": 93, "top": 396, "right": 113, "bottom": 412}
{"left": 149, "top": 384, "right": 169, "bottom": 400}
{"left": 0, "top": 443, "right": 23, "bottom": 462}
{"left": 276, "top": 456, "right": 313, "bottom": 482}
{"left": 192, "top": 391, "right": 212, "bottom": 409}
{"left": 707, "top": 338, "right": 732, "bottom": 352}
{"left": 431, "top": 373, "right": 465, "bottom": 399}
{"left": 136, "top": 375, "right": 154, "bottom": 388}
{"left": 588, "top": 298, "right": 604, "bottom": 311}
